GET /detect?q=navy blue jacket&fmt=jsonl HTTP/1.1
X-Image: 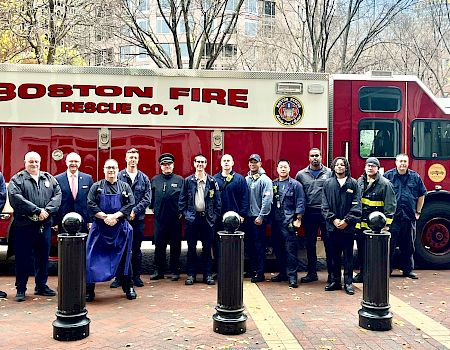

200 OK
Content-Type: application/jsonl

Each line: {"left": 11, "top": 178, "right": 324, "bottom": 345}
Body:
{"left": 0, "top": 172, "right": 6, "bottom": 212}
{"left": 55, "top": 171, "right": 93, "bottom": 231}
{"left": 118, "top": 169, "right": 152, "bottom": 221}
{"left": 384, "top": 168, "right": 427, "bottom": 221}
{"left": 213, "top": 171, "right": 249, "bottom": 218}
{"left": 272, "top": 177, "right": 305, "bottom": 226}
{"left": 178, "top": 173, "right": 221, "bottom": 227}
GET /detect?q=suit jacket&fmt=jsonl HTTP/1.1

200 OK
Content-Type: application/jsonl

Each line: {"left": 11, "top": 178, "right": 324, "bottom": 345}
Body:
{"left": 55, "top": 171, "right": 94, "bottom": 233}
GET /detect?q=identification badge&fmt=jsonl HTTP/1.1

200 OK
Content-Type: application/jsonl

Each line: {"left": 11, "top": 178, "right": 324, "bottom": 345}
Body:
{"left": 44, "top": 180, "right": 50, "bottom": 188}
{"left": 209, "top": 189, "right": 214, "bottom": 198}
{"left": 346, "top": 188, "right": 354, "bottom": 193}
{"left": 171, "top": 184, "right": 178, "bottom": 188}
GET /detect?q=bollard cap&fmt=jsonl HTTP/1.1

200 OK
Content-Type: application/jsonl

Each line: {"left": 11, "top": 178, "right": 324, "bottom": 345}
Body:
{"left": 62, "top": 212, "right": 84, "bottom": 235}
{"left": 222, "top": 211, "right": 240, "bottom": 233}
{"left": 368, "top": 211, "right": 386, "bottom": 233}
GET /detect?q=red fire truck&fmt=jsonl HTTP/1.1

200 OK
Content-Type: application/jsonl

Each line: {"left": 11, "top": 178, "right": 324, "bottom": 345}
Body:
{"left": 0, "top": 64, "right": 449, "bottom": 268}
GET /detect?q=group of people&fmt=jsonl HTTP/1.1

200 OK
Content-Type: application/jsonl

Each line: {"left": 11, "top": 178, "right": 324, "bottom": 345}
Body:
{"left": 0, "top": 147, "right": 426, "bottom": 302}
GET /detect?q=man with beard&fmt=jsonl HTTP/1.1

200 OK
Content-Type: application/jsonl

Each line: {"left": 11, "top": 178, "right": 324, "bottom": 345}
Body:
{"left": 150, "top": 153, "right": 184, "bottom": 281}
{"left": 321, "top": 157, "right": 361, "bottom": 295}
{"left": 245, "top": 154, "right": 273, "bottom": 283}
{"left": 354, "top": 157, "right": 396, "bottom": 283}
{"left": 295, "top": 148, "right": 332, "bottom": 284}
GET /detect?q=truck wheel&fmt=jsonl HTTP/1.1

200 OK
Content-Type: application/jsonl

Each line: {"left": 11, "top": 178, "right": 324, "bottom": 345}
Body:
{"left": 415, "top": 201, "right": 450, "bottom": 268}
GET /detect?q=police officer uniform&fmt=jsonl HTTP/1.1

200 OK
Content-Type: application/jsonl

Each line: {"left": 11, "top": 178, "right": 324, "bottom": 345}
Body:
{"left": 151, "top": 153, "right": 184, "bottom": 281}
{"left": 8, "top": 169, "right": 62, "bottom": 300}
{"left": 0, "top": 172, "right": 8, "bottom": 298}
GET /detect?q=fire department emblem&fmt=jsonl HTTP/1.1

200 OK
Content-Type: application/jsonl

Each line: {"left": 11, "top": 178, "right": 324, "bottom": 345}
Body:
{"left": 274, "top": 97, "right": 304, "bottom": 127}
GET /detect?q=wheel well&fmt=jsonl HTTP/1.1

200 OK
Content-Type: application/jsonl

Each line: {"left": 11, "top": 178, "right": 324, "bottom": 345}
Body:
{"left": 424, "top": 190, "right": 450, "bottom": 207}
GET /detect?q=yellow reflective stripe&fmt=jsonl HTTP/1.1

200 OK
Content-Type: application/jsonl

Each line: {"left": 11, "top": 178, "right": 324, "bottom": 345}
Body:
{"left": 386, "top": 217, "right": 393, "bottom": 225}
{"left": 361, "top": 198, "right": 384, "bottom": 206}
{"left": 361, "top": 222, "right": 370, "bottom": 229}
{"left": 355, "top": 223, "right": 361, "bottom": 229}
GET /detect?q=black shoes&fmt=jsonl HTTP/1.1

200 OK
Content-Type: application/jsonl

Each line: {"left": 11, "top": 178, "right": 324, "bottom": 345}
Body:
{"left": 0, "top": 290, "right": 6, "bottom": 298}
{"left": 204, "top": 275, "right": 215, "bottom": 285}
{"left": 171, "top": 273, "right": 180, "bottom": 281}
{"left": 34, "top": 285, "right": 56, "bottom": 296}
{"left": 15, "top": 291, "right": 26, "bottom": 302}
{"left": 110, "top": 278, "right": 122, "bottom": 288}
{"left": 251, "top": 274, "right": 266, "bottom": 283}
{"left": 125, "top": 286, "right": 137, "bottom": 300}
{"left": 353, "top": 273, "right": 363, "bottom": 283}
{"left": 300, "top": 274, "right": 318, "bottom": 283}
{"left": 403, "top": 271, "right": 418, "bottom": 279}
{"left": 133, "top": 277, "right": 145, "bottom": 287}
{"left": 150, "top": 272, "right": 164, "bottom": 280}
{"left": 185, "top": 275, "right": 196, "bottom": 285}
{"left": 288, "top": 277, "right": 298, "bottom": 288}
{"left": 325, "top": 281, "right": 342, "bottom": 291}
{"left": 270, "top": 274, "right": 288, "bottom": 282}
{"left": 344, "top": 284, "right": 355, "bottom": 295}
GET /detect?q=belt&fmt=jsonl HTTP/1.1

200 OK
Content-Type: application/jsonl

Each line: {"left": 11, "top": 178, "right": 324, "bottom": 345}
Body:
{"left": 196, "top": 211, "right": 206, "bottom": 217}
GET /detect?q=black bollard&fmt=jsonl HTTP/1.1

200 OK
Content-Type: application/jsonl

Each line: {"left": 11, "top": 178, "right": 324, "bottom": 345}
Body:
{"left": 53, "top": 213, "right": 90, "bottom": 341}
{"left": 358, "top": 211, "right": 392, "bottom": 331}
{"left": 213, "top": 211, "right": 247, "bottom": 335}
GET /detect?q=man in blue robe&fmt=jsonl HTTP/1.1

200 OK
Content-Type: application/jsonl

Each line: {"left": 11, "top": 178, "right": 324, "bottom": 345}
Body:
{"left": 86, "top": 159, "right": 136, "bottom": 301}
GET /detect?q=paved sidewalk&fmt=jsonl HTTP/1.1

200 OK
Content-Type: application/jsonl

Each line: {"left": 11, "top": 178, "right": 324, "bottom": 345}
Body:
{"left": 0, "top": 270, "right": 449, "bottom": 349}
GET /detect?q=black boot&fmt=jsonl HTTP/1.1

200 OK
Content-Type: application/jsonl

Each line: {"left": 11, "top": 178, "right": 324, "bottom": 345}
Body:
{"left": 86, "top": 283, "right": 95, "bottom": 302}
{"left": 122, "top": 281, "right": 137, "bottom": 300}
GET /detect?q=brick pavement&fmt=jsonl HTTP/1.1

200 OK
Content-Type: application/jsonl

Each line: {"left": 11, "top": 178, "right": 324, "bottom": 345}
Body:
{"left": 0, "top": 270, "right": 449, "bottom": 350}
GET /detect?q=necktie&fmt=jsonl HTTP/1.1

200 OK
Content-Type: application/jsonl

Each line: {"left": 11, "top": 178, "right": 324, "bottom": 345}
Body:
{"left": 71, "top": 174, "right": 77, "bottom": 199}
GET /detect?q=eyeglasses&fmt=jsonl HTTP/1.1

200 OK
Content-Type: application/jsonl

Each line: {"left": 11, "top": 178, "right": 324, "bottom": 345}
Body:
{"left": 195, "top": 160, "right": 206, "bottom": 164}
{"left": 104, "top": 166, "right": 118, "bottom": 169}
{"left": 365, "top": 164, "right": 378, "bottom": 168}
{"left": 310, "top": 154, "right": 320, "bottom": 158}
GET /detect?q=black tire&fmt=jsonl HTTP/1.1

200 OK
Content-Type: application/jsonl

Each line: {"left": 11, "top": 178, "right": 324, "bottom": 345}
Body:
{"left": 415, "top": 201, "right": 450, "bottom": 268}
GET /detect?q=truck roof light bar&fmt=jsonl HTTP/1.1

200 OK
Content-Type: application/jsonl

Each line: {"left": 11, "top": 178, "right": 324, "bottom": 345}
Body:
{"left": 367, "top": 70, "right": 393, "bottom": 78}
{"left": 276, "top": 82, "right": 303, "bottom": 95}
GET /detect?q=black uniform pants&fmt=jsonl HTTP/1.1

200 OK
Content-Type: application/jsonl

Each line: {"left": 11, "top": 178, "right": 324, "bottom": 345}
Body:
{"left": 244, "top": 217, "right": 267, "bottom": 276}
{"left": 272, "top": 222, "right": 299, "bottom": 279}
{"left": 302, "top": 208, "right": 332, "bottom": 278}
{"left": 153, "top": 217, "right": 182, "bottom": 274}
{"left": 185, "top": 214, "right": 214, "bottom": 277}
{"left": 329, "top": 228, "right": 354, "bottom": 284}
{"left": 389, "top": 218, "right": 416, "bottom": 273}
{"left": 14, "top": 223, "right": 51, "bottom": 292}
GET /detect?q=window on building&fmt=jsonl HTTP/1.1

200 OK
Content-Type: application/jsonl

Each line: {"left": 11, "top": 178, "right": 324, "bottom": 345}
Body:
{"left": 264, "top": 1, "right": 275, "bottom": 17}
{"left": 245, "top": 0, "right": 257, "bottom": 14}
{"left": 203, "top": 43, "right": 216, "bottom": 58}
{"left": 245, "top": 21, "right": 257, "bottom": 36}
{"left": 412, "top": 119, "right": 450, "bottom": 159}
{"left": 159, "top": 0, "right": 170, "bottom": 9}
{"left": 226, "top": 0, "right": 237, "bottom": 11}
{"left": 157, "top": 17, "right": 171, "bottom": 34}
{"left": 161, "top": 43, "right": 172, "bottom": 58}
{"left": 137, "top": 46, "right": 148, "bottom": 60}
{"left": 359, "top": 119, "right": 400, "bottom": 158}
{"left": 359, "top": 87, "right": 402, "bottom": 112}
{"left": 262, "top": 20, "right": 275, "bottom": 37}
{"left": 138, "top": 0, "right": 149, "bottom": 11}
{"left": 223, "top": 44, "right": 237, "bottom": 58}
{"left": 138, "top": 19, "right": 149, "bottom": 32}
{"left": 120, "top": 46, "right": 133, "bottom": 62}
{"left": 179, "top": 43, "right": 190, "bottom": 59}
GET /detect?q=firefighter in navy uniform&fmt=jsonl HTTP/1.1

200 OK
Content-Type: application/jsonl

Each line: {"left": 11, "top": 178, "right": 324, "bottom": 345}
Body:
{"left": 271, "top": 159, "right": 305, "bottom": 288}
{"left": 150, "top": 153, "right": 184, "bottom": 281}
{"left": 7, "top": 151, "right": 62, "bottom": 302}
{"left": 179, "top": 154, "right": 221, "bottom": 286}
{"left": 110, "top": 148, "right": 151, "bottom": 288}
{"left": 354, "top": 157, "right": 396, "bottom": 283}
{"left": 85, "top": 159, "right": 136, "bottom": 301}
